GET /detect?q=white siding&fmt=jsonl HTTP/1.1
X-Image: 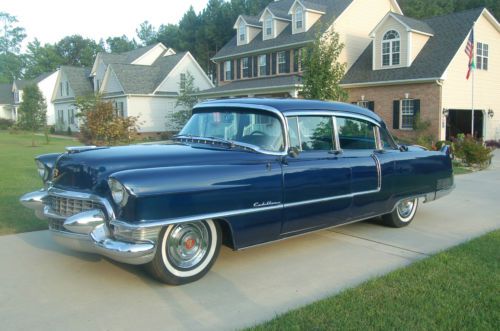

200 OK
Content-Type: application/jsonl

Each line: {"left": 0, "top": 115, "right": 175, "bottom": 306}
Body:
{"left": 36, "top": 71, "right": 58, "bottom": 126}
{"left": 127, "top": 96, "right": 178, "bottom": 132}
{"left": 156, "top": 54, "right": 214, "bottom": 93}
{"left": 102, "top": 69, "right": 124, "bottom": 94}
{"left": 275, "top": 19, "right": 289, "bottom": 37}
{"left": 371, "top": 15, "right": 407, "bottom": 70}
{"left": 305, "top": 11, "right": 322, "bottom": 31}
{"left": 54, "top": 102, "right": 80, "bottom": 133}
{"left": 441, "top": 12, "right": 500, "bottom": 140}
{"left": 334, "top": 0, "right": 397, "bottom": 70}
{"left": 248, "top": 26, "right": 261, "bottom": 43}
{"left": 410, "top": 32, "right": 430, "bottom": 65}
{"left": 94, "top": 60, "right": 107, "bottom": 92}
{"left": 132, "top": 44, "right": 165, "bottom": 65}
{"left": 0, "top": 104, "right": 13, "bottom": 120}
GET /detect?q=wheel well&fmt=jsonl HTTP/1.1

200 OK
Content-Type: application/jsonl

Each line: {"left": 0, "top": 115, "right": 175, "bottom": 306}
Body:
{"left": 214, "top": 218, "right": 235, "bottom": 249}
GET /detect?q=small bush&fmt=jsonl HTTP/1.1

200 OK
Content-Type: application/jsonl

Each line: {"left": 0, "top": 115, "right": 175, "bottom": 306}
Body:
{"left": 0, "top": 118, "right": 14, "bottom": 130}
{"left": 67, "top": 126, "right": 72, "bottom": 136}
{"left": 454, "top": 136, "right": 492, "bottom": 168}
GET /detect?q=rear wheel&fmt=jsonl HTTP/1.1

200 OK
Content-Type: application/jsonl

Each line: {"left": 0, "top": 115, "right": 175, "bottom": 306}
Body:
{"left": 146, "top": 220, "right": 221, "bottom": 285}
{"left": 381, "top": 198, "right": 419, "bottom": 228}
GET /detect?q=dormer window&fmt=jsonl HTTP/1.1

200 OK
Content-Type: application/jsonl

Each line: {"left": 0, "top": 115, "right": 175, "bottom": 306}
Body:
{"left": 239, "top": 22, "right": 246, "bottom": 42}
{"left": 265, "top": 17, "right": 273, "bottom": 36}
{"left": 382, "top": 30, "right": 400, "bottom": 66}
{"left": 295, "top": 6, "right": 303, "bottom": 29}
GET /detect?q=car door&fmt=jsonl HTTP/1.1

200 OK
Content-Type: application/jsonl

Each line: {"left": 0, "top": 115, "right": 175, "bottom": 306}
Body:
{"left": 281, "top": 115, "right": 351, "bottom": 235}
{"left": 335, "top": 116, "right": 384, "bottom": 219}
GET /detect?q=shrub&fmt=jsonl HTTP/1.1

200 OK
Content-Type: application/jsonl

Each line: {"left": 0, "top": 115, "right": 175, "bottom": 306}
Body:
{"left": 0, "top": 118, "right": 15, "bottom": 130}
{"left": 454, "top": 136, "right": 492, "bottom": 168}
{"left": 67, "top": 126, "right": 72, "bottom": 136}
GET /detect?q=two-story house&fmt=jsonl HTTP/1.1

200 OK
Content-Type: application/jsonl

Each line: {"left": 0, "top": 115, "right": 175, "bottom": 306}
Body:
{"left": 52, "top": 43, "right": 214, "bottom": 134}
{"left": 198, "top": 0, "right": 402, "bottom": 99}
{"left": 0, "top": 84, "right": 13, "bottom": 120}
{"left": 341, "top": 8, "right": 500, "bottom": 141}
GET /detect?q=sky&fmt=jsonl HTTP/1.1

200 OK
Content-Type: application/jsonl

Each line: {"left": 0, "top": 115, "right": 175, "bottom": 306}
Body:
{"left": 2, "top": 0, "right": 209, "bottom": 46}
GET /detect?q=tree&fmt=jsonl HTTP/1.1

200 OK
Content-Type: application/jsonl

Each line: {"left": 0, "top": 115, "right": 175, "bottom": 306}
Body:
{"left": 106, "top": 35, "right": 137, "bottom": 53}
{"left": 0, "top": 52, "right": 23, "bottom": 83}
{"left": 24, "top": 39, "right": 64, "bottom": 79}
{"left": 55, "top": 35, "right": 104, "bottom": 67}
{"left": 17, "top": 84, "right": 47, "bottom": 146}
{"left": 74, "top": 95, "right": 140, "bottom": 145}
{"left": 167, "top": 72, "right": 199, "bottom": 130}
{"left": 0, "top": 12, "right": 26, "bottom": 54}
{"left": 398, "top": 0, "right": 499, "bottom": 20}
{"left": 301, "top": 26, "right": 347, "bottom": 101}
{"left": 136, "top": 21, "right": 157, "bottom": 46}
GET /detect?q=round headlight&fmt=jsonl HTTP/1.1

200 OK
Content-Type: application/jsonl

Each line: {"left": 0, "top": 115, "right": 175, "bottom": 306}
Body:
{"left": 35, "top": 160, "right": 49, "bottom": 181}
{"left": 108, "top": 178, "right": 128, "bottom": 207}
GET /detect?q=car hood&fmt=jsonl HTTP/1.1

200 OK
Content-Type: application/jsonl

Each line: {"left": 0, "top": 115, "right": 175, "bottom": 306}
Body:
{"left": 52, "top": 143, "right": 254, "bottom": 193}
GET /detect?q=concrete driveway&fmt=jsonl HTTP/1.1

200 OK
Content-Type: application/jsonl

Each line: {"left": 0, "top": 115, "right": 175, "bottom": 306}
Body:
{"left": 1, "top": 151, "right": 499, "bottom": 331}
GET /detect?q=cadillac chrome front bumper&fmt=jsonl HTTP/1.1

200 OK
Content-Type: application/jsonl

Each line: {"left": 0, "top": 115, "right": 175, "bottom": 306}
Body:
{"left": 20, "top": 188, "right": 157, "bottom": 265}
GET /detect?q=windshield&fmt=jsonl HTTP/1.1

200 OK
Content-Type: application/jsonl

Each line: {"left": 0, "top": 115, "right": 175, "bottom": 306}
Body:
{"left": 179, "top": 109, "right": 285, "bottom": 153}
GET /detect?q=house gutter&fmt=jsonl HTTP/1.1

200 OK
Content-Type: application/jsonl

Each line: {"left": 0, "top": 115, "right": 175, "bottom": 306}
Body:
{"left": 340, "top": 77, "right": 442, "bottom": 88}
{"left": 212, "top": 40, "right": 312, "bottom": 61}
{"left": 195, "top": 83, "right": 302, "bottom": 97}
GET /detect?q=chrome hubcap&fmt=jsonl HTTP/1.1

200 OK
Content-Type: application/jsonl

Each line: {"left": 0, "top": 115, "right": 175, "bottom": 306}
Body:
{"left": 397, "top": 199, "right": 415, "bottom": 219}
{"left": 167, "top": 223, "right": 209, "bottom": 269}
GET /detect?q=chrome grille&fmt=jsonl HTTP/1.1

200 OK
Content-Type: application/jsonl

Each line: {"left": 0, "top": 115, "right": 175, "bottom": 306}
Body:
{"left": 48, "top": 218, "right": 65, "bottom": 231}
{"left": 48, "top": 195, "right": 103, "bottom": 218}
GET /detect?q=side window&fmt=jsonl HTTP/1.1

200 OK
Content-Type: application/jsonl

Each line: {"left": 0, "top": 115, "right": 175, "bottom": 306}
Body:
{"left": 337, "top": 117, "right": 376, "bottom": 150}
{"left": 380, "top": 127, "right": 397, "bottom": 150}
{"left": 298, "top": 116, "right": 334, "bottom": 151}
{"left": 287, "top": 117, "right": 300, "bottom": 150}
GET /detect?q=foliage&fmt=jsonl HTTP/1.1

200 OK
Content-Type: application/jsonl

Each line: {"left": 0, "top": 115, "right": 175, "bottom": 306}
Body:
{"left": 23, "top": 39, "right": 64, "bottom": 79}
{"left": 399, "top": 0, "right": 499, "bottom": 20}
{"left": 0, "top": 118, "right": 14, "bottom": 130}
{"left": 453, "top": 135, "right": 492, "bottom": 168}
{"left": 17, "top": 84, "right": 47, "bottom": 146}
{"left": 74, "top": 95, "right": 140, "bottom": 145}
{"left": 300, "top": 26, "right": 347, "bottom": 101}
{"left": 105, "top": 35, "right": 137, "bottom": 53}
{"left": 55, "top": 35, "right": 105, "bottom": 67}
{"left": 248, "top": 230, "right": 500, "bottom": 331}
{"left": 0, "top": 12, "right": 26, "bottom": 54}
{"left": 167, "top": 72, "right": 199, "bottom": 131}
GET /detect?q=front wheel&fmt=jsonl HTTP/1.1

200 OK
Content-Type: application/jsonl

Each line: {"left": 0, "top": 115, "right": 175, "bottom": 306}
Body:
{"left": 146, "top": 220, "right": 221, "bottom": 285}
{"left": 381, "top": 198, "right": 419, "bottom": 228}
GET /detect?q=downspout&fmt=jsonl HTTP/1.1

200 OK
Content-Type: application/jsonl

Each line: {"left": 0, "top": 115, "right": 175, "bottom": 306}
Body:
{"left": 435, "top": 79, "right": 445, "bottom": 141}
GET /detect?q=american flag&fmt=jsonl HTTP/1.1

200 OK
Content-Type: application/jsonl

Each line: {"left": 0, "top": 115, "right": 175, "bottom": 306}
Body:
{"left": 465, "top": 28, "right": 474, "bottom": 80}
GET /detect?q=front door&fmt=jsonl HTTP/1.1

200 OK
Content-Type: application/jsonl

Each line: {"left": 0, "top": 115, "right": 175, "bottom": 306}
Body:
{"left": 281, "top": 116, "right": 351, "bottom": 234}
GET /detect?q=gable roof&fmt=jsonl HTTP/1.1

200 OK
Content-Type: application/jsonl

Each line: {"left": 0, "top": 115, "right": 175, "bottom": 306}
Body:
{"left": 107, "top": 52, "right": 187, "bottom": 94}
{"left": 13, "top": 72, "right": 57, "bottom": 91}
{"left": 240, "top": 15, "right": 261, "bottom": 27}
{"left": 213, "top": 0, "right": 354, "bottom": 61}
{"left": 0, "top": 83, "right": 12, "bottom": 104}
{"left": 341, "top": 7, "right": 485, "bottom": 86}
{"left": 371, "top": 12, "right": 434, "bottom": 37}
{"left": 294, "top": 1, "right": 327, "bottom": 13}
{"left": 60, "top": 66, "right": 93, "bottom": 96}
{"left": 99, "top": 43, "right": 163, "bottom": 66}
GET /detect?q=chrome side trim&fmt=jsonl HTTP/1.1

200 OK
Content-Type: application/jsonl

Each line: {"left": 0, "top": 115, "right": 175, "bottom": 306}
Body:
{"left": 372, "top": 154, "right": 382, "bottom": 190}
{"left": 193, "top": 102, "right": 290, "bottom": 156}
{"left": 284, "top": 188, "right": 380, "bottom": 208}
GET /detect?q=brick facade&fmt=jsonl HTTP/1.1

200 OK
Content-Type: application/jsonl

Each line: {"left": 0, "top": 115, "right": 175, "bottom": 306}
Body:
{"left": 346, "top": 82, "right": 443, "bottom": 141}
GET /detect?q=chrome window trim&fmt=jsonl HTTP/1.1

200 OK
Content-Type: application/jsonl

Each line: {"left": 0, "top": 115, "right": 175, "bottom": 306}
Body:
{"left": 193, "top": 102, "right": 290, "bottom": 156}
{"left": 284, "top": 111, "right": 380, "bottom": 127}
{"left": 332, "top": 115, "right": 341, "bottom": 152}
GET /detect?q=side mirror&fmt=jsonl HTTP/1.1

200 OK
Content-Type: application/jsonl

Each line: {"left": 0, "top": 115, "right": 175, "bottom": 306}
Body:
{"left": 288, "top": 147, "right": 300, "bottom": 158}
{"left": 399, "top": 145, "right": 408, "bottom": 152}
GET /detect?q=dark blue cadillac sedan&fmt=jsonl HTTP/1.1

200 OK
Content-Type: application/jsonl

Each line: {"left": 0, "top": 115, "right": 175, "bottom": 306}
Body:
{"left": 21, "top": 98, "right": 454, "bottom": 284}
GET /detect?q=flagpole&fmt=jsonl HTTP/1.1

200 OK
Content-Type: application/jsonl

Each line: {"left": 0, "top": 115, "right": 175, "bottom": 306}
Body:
{"left": 471, "top": 22, "right": 475, "bottom": 138}
{"left": 471, "top": 61, "right": 474, "bottom": 137}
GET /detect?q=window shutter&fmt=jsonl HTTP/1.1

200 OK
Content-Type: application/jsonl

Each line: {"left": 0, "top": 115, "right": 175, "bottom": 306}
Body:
{"left": 271, "top": 52, "right": 277, "bottom": 75}
{"left": 413, "top": 99, "right": 421, "bottom": 129}
{"left": 351, "top": 102, "right": 357, "bottom": 105}
{"left": 237, "top": 59, "right": 241, "bottom": 79}
{"left": 230, "top": 61, "right": 234, "bottom": 80}
{"left": 253, "top": 56, "right": 258, "bottom": 77}
{"left": 248, "top": 57, "right": 253, "bottom": 77}
{"left": 368, "top": 101, "right": 375, "bottom": 112}
{"left": 393, "top": 100, "right": 400, "bottom": 129}
{"left": 219, "top": 63, "right": 224, "bottom": 82}
{"left": 266, "top": 54, "right": 271, "bottom": 75}
{"left": 285, "top": 50, "right": 290, "bottom": 73}
{"left": 293, "top": 49, "right": 299, "bottom": 72}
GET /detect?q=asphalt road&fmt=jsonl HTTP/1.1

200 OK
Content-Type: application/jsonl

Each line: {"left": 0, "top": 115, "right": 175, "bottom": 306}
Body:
{"left": 1, "top": 151, "right": 499, "bottom": 331}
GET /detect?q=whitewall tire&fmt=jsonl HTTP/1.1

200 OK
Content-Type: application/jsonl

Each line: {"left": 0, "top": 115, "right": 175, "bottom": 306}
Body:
{"left": 381, "top": 198, "right": 419, "bottom": 228}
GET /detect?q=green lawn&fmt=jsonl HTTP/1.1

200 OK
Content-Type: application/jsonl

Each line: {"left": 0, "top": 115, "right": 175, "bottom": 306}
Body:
{"left": 0, "top": 131, "right": 80, "bottom": 235}
{"left": 248, "top": 230, "right": 500, "bottom": 331}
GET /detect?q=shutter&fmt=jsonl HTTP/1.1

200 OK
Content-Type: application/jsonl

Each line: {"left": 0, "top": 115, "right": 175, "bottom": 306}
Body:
{"left": 272, "top": 52, "right": 277, "bottom": 75}
{"left": 293, "top": 49, "right": 299, "bottom": 72}
{"left": 253, "top": 56, "right": 258, "bottom": 77}
{"left": 230, "top": 61, "right": 234, "bottom": 80}
{"left": 219, "top": 62, "right": 224, "bottom": 82}
{"left": 285, "top": 50, "right": 290, "bottom": 73}
{"left": 368, "top": 101, "right": 375, "bottom": 112}
{"left": 393, "top": 100, "right": 400, "bottom": 129}
{"left": 351, "top": 102, "right": 357, "bottom": 105}
{"left": 237, "top": 59, "right": 241, "bottom": 79}
{"left": 248, "top": 57, "right": 252, "bottom": 78}
{"left": 413, "top": 99, "right": 421, "bottom": 129}
{"left": 266, "top": 54, "right": 271, "bottom": 75}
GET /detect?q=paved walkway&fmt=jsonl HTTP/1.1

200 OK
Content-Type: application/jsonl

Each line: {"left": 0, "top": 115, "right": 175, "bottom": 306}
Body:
{"left": 1, "top": 151, "right": 499, "bottom": 331}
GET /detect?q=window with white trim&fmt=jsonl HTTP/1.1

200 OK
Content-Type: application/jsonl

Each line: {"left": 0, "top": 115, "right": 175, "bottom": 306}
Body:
{"left": 278, "top": 51, "right": 286, "bottom": 73}
{"left": 357, "top": 101, "right": 370, "bottom": 109}
{"left": 65, "top": 81, "right": 70, "bottom": 96}
{"left": 259, "top": 55, "right": 267, "bottom": 76}
{"left": 265, "top": 17, "right": 272, "bottom": 36}
{"left": 401, "top": 99, "right": 414, "bottom": 129}
{"left": 241, "top": 57, "right": 249, "bottom": 78}
{"left": 382, "top": 30, "right": 400, "bottom": 66}
{"left": 239, "top": 22, "right": 246, "bottom": 42}
{"left": 477, "top": 42, "right": 488, "bottom": 70}
{"left": 295, "top": 6, "right": 303, "bottom": 30}
{"left": 224, "top": 61, "right": 232, "bottom": 81}
{"left": 68, "top": 109, "right": 75, "bottom": 125}
{"left": 180, "top": 73, "right": 186, "bottom": 91}
{"left": 115, "top": 102, "right": 124, "bottom": 117}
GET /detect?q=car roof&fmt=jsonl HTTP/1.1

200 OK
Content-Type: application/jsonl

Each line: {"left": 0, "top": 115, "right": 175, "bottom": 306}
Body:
{"left": 195, "top": 98, "right": 383, "bottom": 125}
